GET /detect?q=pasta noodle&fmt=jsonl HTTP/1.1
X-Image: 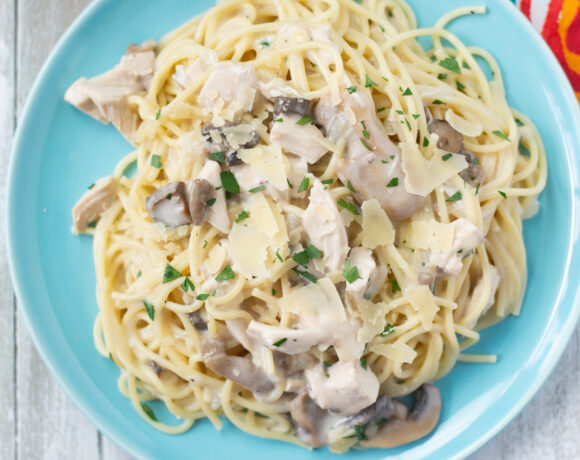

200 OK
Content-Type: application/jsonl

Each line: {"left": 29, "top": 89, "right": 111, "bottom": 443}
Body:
{"left": 68, "top": 0, "right": 547, "bottom": 452}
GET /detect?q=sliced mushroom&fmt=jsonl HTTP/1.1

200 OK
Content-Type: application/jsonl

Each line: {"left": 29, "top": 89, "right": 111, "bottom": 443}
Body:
{"left": 146, "top": 181, "right": 192, "bottom": 227}
{"left": 428, "top": 119, "right": 463, "bottom": 153}
{"left": 226, "top": 151, "right": 242, "bottom": 166}
{"left": 289, "top": 391, "right": 330, "bottom": 447}
{"left": 428, "top": 118, "right": 484, "bottom": 184}
{"left": 200, "top": 338, "right": 274, "bottom": 396}
{"left": 360, "top": 383, "right": 442, "bottom": 448}
{"left": 273, "top": 97, "right": 317, "bottom": 117}
{"left": 188, "top": 179, "right": 214, "bottom": 226}
{"left": 186, "top": 310, "right": 207, "bottom": 331}
{"left": 72, "top": 176, "right": 117, "bottom": 234}
{"left": 458, "top": 149, "right": 485, "bottom": 184}
{"left": 149, "top": 360, "right": 164, "bottom": 376}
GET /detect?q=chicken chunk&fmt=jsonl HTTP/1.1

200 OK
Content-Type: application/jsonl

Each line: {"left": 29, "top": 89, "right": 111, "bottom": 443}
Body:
{"left": 345, "top": 247, "right": 376, "bottom": 301}
{"left": 72, "top": 176, "right": 117, "bottom": 234}
{"left": 305, "top": 360, "right": 380, "bottom": 415}
{"left": 315, "top": 89, "right": 425, "bottom": 221}
{"left": 64, "top": 40, "right": 156, "bottom": 144}
{"left": 198, "top": 61, "right": 259, "bottom": 117}
{"left": 270, "top": 114, "right": 328, "bottom": 164}
{"left": 303, "top": 180, "right": 348, "bottom": 272}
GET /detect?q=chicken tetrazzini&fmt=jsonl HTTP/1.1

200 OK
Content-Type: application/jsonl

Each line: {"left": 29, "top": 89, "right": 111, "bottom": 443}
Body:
{"left": 66, "top": 0, "right": 546, "bottom": 452}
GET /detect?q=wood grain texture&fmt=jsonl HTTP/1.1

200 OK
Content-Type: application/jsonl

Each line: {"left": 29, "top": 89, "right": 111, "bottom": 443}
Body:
{"left": 1, "top": 1, "right": 579, "bottom": 459}
{"left": 13, "top": 1, "right": 103, "bottom": 460}
{"left": 0, "top": 0, "right": 16, "bottom": 459}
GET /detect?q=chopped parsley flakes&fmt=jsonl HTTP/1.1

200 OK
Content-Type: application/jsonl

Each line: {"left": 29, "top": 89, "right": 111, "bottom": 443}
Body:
{"left": 163, "top": 263, "right": 182, "bottom": 283}
{"left": 150, "top": 154, "right": 162, "bottom": 168}
{"left": 296, "top": 115, "right": 314, "bottom": 125}
{"left": 364, "top": 73, "right": 378, "bottom": 87}
{"left": 209, "top": 151, "right": 226, "bottom": 163}
{"left": 386, "top": 177, "right": 399, "bottom": 187}
{"left": 220, "top": 170, "right": 240, "bottom": 194}
{"left": 181, "top": 277, "right": 195, "bottom": 293}
{"left": 492, "top": 130, "right": 511, "bottom": 142}
{"left": 343, "top": 259, "right": 361, "bottom": 283}
{"left": 439, "top": 56, "right": 461, "bottom": 74}
{"left": 380, "top": 323, "right": 395, "bottom": 337}
{"left": 297, "top": 176, "right": 310, "bottom": 193}
{"left": 235, "top": 210, "right": 249, "bottom": 223}
{"left": 272, "top": 338, "right": 287, "bottom": 347}
{"left": 143, "top": 300, "right": 155, "bottom": 320}
{"left": 249, "top": 185, "right": 266, "bottom": 193}
{"left": 347, "top": 85, "right": 357, "bottom": 94}
{"left": 337, "top": 198, "right": 359, "bottom": 215}
{"left": 293, "top": 267, "right": 317, "bottom": 283}
{"left": 215, "top": 265, "right": 235, "bottom": 282}
{"left": 446, "top": 191, "right": 463, "bottom": 202}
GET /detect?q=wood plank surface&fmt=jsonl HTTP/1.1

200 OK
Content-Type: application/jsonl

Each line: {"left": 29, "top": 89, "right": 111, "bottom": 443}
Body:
{"left": 0, "top": 0, "right": 16, "bottom": 459}
{"left": 1, "top": 1, "right": 579, "bottom": 459}
{"left": 14, "top": 1, "right": 101, "bottom": 460}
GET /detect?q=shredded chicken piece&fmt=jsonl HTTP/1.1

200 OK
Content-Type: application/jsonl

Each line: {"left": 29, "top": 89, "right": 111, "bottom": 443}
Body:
{"left": 270, "top": 113, "right": 328, "bottom": 164}
{"left": 303, "top": 180, "right": 348, "bottom": 272}
{"left": 72, "top": 176, "right": 117, "bottom": 234}
{"left": 64, "top": 40, "right": 155, "bottom": 144}
{"left": 315, "top": 89, "right": 425, "bottom": 221}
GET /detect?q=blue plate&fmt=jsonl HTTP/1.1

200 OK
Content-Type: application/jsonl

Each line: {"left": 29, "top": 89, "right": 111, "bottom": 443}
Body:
{"left": 6, "top": 0, "right": 580, "bottom": 458}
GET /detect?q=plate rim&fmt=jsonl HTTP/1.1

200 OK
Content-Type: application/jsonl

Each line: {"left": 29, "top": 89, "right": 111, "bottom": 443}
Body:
{"left": 5, "top": 0, "right": 580, "bottom": 459}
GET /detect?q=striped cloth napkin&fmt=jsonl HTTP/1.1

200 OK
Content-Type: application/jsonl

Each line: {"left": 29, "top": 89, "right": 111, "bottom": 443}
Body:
{"left": 512, "top": 0, "right": 580, "bottom": 101}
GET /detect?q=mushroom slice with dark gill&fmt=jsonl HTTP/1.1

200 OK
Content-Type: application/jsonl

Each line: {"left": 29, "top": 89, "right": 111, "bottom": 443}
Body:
{"left": 360, "top": 383, "right": 442, "bottom": 448}
{"left": 72, "top": 176, "right": 117, "bottom": 234}
{"left": 273, "top": 97, "right": 318, "bottom": 117}
{"left": 146, "top": 181, "right": 192, "bottom": 227}
{"left": 188, "top": 178, "right": 214, "bottom": 226}
{"left": 428, "top": 118, "right": 484, "bottom": 184}
{"left": 289, "top": 391, "right": 329, "bottom": 448}
{"left": 200, "top": 338, "right": 274, "bottom": 396}
{"left": 186, "top": 310, "right": 207, "bottom": 331}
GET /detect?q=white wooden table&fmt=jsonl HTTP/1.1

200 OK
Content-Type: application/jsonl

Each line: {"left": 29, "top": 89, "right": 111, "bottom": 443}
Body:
{"left": 1, "top": 1, "right": 578, "bottom": 459}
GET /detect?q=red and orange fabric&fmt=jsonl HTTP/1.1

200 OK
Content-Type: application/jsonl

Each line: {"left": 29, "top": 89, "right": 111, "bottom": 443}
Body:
{"left": 516, "top": 0, "right": 580, "bottom": 101}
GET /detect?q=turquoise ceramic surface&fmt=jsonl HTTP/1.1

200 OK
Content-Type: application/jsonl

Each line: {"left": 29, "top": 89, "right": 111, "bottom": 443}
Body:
{"left": 6, "top": 0, "right": 580, "bottom": 459}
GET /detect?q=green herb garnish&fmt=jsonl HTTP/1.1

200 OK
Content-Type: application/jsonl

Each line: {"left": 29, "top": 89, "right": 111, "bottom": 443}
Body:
{"left": 391, "top": 279, "right": 401, "bottom": 293}
{"left": 402, "top": 87, "right": 413, "bottom": 96}
{"left": 337, "top": 198, "right": 360, "bottom": 215}
{"left": 343, "top": 259, "right": 361, "bottom": 284}
{"left": 361, "top": 121, "right": 370, "bottom": 140}
{"left": 215, "top": 265, "right": 235, "bottom": 282}
{"left": 347, "top": 85, "right": 357, "bottom": 94}
{"left": 181, "top": 277, "right": 195, "bottom": 293}
{"left": 293, "top": 267, "right": 317, "bottom": 283}
{"left": 297, "top": 177, "right": 310, "bottom": 193}
{"left": 386, "top": 177, "right": 399, "bottom": 187}
{"left": 296, "top": 115, "right": 314, "bottom": 125}
{"left": 150, "top": 154, "right": 162, "bottom": 168}
{"left": 143, "top": 300, "right": 155, "bottom": 320}
{"left": 272, "top": 338, "right": 287, "bottom": 347}
{"left": 235, "top": 210, "right": 249, "bottom": 223}
{"left": 381, "top": 323, "right": 395, "bottom": 337}
{"left": 163, "top": 263, "right": 182, "bottom": 283}
{"left": 439, "top": 56, "right": 461, "bottom": 74}
{"left": 456, "top": 81, "right": 466, "bottom": 91}
{"left": 492, "top": 130, "right": 511, "bottom": 142}
{"left": 498, "top": 190, "right": 507, "bottom": 199}
{"left": 196, "top": 293, "right": 210, "bottom": 301}
{"left": 442, "top": 153, "right": 453, "bottom": 161}
{"left": 249, "top": 185, "right": 266, "bottom": 193}
{"left": 360, "top": 356, "right": 368, "bottom": 369}
{"left": 364, "top": 74, "right": 378, "bottom": 87}
{"left": 205, "top": 197, "right": 216, "bottom": 207}
{"left": 141, "top": 402, "right": 158, "bottom": 421}
{"left": 446, "top": 191, "right": 463, "bottom": 202}
{"left": 220, "top": 170, "right": 240, "bottom": 194}
{"left": 209, "top": 151, "right": 226, "bottom": 163}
